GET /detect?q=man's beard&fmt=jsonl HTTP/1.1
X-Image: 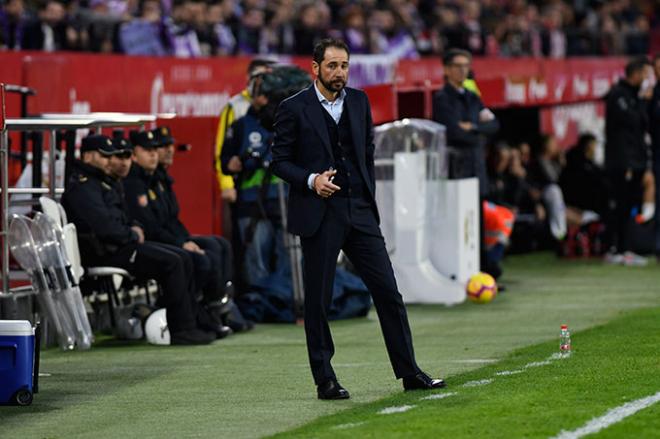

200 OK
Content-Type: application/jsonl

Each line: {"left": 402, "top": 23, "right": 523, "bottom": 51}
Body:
{"left": 319, "top": 73, "right": 346, "bottom": 94}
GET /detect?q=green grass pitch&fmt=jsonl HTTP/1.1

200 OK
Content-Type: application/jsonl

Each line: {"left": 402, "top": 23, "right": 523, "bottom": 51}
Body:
{"left": 1, "top": 252, "right": 659, "bottom": 438}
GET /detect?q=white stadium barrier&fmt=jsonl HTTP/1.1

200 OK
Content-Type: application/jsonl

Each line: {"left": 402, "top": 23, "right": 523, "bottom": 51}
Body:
{"left": 374, "top": 119, "right": 479, "bottom": 305}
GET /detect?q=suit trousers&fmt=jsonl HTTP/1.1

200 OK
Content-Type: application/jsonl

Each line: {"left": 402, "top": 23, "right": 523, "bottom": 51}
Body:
{"left": 300, "top": 194, "right": 420, "bottom": 385}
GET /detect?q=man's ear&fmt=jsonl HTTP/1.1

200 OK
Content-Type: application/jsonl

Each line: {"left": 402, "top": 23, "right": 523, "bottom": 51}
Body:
{"left": 312, "top": 61, "right": 319, "bottom": 77}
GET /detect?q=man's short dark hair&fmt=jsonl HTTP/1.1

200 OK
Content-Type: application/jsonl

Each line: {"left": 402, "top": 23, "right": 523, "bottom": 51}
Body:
{"left": 625, "top": 56, "right": 650, "bottom": 77}
{"left": 313, "top": 38, "right": 350, "bottom": 65}
{"left": 443, "top": 48, "right": 472, "bottom": 66}
{"left": 247, "top": 58, "right": 276, "bottom": 76}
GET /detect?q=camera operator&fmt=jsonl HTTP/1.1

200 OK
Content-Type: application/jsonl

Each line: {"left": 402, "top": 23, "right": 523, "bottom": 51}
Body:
{"left": 220, "top": 73, "right": 287, "bottom": 287}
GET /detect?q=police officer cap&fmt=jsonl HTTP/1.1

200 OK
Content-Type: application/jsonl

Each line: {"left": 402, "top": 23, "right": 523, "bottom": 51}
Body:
{"left": 112, "top": 137, "right": 133, "bottom": 155}
{"left": 152, "top": 126, "right": 175, "bottom": 147}
{"left": 81, "top": 135, "right": 115, "bottom": 156}
{"left": 129, "top": 130, "right": 159, "bottom": 149}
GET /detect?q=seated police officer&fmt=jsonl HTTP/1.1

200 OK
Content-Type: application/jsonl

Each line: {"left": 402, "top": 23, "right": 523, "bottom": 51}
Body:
{"left": 221, "top": 89, "right": 288, "bottom": 288}
{"left": 150, "top": 127, "right": 251, "bottom": 332}
{"left": 122, "top": 131, "right": 234, "bottom": 337}
{"left": 151, "top": 127, "right": 234, "bottom": 304}
{"left": 61, "top": 134, "right": 217, "bottom": 345}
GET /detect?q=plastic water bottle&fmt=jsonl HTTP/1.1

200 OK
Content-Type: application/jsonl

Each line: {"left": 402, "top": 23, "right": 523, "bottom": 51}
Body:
{"left": 560, "top": 324, "right": 572, "bottom": 357}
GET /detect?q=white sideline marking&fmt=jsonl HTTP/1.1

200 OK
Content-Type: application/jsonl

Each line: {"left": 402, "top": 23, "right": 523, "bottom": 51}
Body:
{"left": 551, "top": 391, "right": 660, "bottom": 439}
{"left": 495, "top": 369, "right": 524, "bottom": 376}
{"left": 38, "top": 373, "right": 51, "bottom": 377}
{"left": 421, "top": 392, "right": 457, "bottom": 401}
{"left": 462, "top": 379, "right": 493, "bottom": 387}
{"left": 378, "top": 405, "right": 416, "bottom": 415}
{"left": 332, "top": 421, "right": 367, "bottom": 430}
{"left": 524, "top": 360, "right": 553, "bottom": 368}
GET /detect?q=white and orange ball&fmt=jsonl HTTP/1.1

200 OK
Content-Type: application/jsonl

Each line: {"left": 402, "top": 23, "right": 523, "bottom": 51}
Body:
{"left": 466, "top": 272, "right": 498, "bottom": 304}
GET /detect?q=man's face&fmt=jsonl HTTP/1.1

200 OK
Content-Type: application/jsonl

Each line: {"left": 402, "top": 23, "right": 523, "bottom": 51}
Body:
{"left": 82, "top": 151, "right": 110, "bottom": 174}
{"left": 157, "top": 144, "right": 175, "bottom": 168}
{"left": 313, "top": 46, "right": 349, "bottom": 94}
{"left": 629, "top": 68, "right": 646, "bottom": 87}
{"left": 132, "top": 146, "right": 159, "bottom": 172}
{"left": 445, "top": 54, "right": 471, "bottom": 86}
{"left": 108, "top": 154, "right": 132, "bottom": 179}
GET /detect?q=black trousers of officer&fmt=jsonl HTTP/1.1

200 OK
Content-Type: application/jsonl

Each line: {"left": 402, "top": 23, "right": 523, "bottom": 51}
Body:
{"left": 190, "top": 235, "right": 233, "bottom": 302}
{"left": 300, "top": 193, "right": 421, "bottom": 385}
{"left": 606, "top": 169, "right": 644, "bottom": 253}
{"left": 104, "top": 241, "right": 198, "bottom": 333}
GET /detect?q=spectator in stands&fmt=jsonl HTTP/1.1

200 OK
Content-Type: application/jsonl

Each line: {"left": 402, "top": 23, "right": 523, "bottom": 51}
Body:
{"left": 261, "top": 0, "right": 295, "bottom": 55}
{"left": 540, "top": 6, "right": 566, "bottom": 58}
{"left": 62, "top": 135, "right": 217, "bottom": 345}
{"left": 604, "top": 56, "right": 650, "bottom": 266}
{"left": 167, "top": 0, "right": 203, "bottom": 57}
{"left": 235, "top": 6, "right": 264, "bottom": 54}
{"left": 432, "top": 48, "right": 499, "bottom": 276}
{"left": 370, "top": 7, "right": 418, "bottom": 59}
{"left": 21, "top": 0, "right": 75, "bottom": 51}
{"left": 1, "top": 0, "right": 654, "bottom": 57}
{"left": 118, "top": 0, "right": 168, "bottom": 55}
{"left": 331, "top": 4, "right": 371, "bottom": 55}
{"left": 0, "top": 0, "right": 27, "bottom": 49}
{"left": 208, "top": 1, "right": 235, "bottom": 55}
{"left": 650, "top": 54, "right": 660, "bottom": 262}
{"left": 292, "top": 3, "right": 324, "bottom": 55}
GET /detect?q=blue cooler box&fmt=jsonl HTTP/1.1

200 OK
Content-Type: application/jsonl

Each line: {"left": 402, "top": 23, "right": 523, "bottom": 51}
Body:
{"left": 0, "top": 320, "right": 37, "bottom": 405}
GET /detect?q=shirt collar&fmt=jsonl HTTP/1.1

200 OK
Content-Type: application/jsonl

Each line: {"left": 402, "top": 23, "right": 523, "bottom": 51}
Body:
{"left": 314, "top": 80, "right": 346, "bottom": 104}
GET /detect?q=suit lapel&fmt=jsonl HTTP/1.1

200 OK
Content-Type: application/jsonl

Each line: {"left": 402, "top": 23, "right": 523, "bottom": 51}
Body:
{"left": 303, "top": 87, "right": 334, "bottom": 158}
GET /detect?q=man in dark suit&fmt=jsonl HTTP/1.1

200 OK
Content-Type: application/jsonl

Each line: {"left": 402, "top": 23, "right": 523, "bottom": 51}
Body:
{"left": 433, "top": 48, "right": 500, "bottom": 276}
{"left": 271, "top": 38, "right": 445, "bottom": 400}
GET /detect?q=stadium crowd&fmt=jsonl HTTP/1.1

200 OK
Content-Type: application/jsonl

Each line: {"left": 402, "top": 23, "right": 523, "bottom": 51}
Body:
{"left": 0, "top": 0, "right": 656, "bottom": 57}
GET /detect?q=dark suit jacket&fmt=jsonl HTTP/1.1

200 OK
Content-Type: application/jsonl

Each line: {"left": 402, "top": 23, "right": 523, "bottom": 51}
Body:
{"left": 432, "top": 84, "right": 499, "bottom": 195}
{"left": 271, "top": 85, "right": 378, "bottom": 237}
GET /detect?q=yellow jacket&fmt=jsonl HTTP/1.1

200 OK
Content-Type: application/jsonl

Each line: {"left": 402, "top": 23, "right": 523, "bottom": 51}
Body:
{"left": 215, "top": 89, "right": 252, "bottom": 190}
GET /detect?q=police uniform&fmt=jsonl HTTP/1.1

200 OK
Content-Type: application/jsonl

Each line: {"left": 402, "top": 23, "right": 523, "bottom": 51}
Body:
{"left": 121, "top": 130, "right": 232, "bottom": 311}
{"left": 220, "top": 107, "right": 288, "bottom": 286}
{"left": 62, "top": 134, "right": 216, "bottom": 345}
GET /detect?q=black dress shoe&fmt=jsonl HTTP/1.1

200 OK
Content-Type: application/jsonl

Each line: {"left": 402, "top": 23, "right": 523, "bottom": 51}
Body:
{"left": 170, "top": 328, "right": 216, "bottom": 345}
{"left": 402, "top": 372, "right": 446, "bottom": 391}
{"left": 317, "top": 380, "right": 350, "bottom": 400}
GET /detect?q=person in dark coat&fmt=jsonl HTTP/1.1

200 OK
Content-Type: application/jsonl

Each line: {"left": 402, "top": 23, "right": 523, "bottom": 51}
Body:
{"left": 432, "top": 48, "right": 499, "bottom": 275}
{"left": 272, "top": 38, "right": 445, "bottom": 400}
{"left": 62, "top": 135, "right": 216, "bottom": 345}
{"left": 604, "top": 56, "right": 651, "bottom": 265}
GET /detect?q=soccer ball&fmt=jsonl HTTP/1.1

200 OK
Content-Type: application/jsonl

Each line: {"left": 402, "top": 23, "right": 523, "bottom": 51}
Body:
{"left": 466, "top": 272, "right": 498, "bottom": 304}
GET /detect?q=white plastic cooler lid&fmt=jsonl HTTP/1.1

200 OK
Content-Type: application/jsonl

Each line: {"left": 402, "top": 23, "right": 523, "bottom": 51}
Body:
{"left": 0, "top": 320, "right": 34, "bottom": 336}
